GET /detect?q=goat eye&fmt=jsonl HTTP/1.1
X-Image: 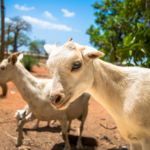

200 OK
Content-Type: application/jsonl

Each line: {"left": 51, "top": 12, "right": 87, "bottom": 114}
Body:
{"left": 72, "top": 63, "right": 82, "bottom": 71}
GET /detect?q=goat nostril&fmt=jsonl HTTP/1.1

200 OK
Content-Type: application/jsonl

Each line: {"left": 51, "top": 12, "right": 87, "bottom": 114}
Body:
{"left": 51, "top": 95, "right": 62, "bottom": 105}
{"left": 55, "top": 96, "right": 61, "bottom": 104}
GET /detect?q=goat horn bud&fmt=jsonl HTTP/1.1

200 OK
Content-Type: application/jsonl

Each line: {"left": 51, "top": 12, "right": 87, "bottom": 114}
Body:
{"left": 68, "top": 37, "right": 73, "bottom": 42}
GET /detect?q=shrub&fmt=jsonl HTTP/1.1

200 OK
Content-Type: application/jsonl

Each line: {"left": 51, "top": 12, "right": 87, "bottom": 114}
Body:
{"left": 22, "top": 54, "right": 39, "bottom": 71}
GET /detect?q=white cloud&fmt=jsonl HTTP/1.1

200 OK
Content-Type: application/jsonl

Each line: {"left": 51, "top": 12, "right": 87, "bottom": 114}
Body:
{"left": 44, "top": 11, "right": 57, "bottom": 20}
{"left": 61, "top": 9, "right": 75, "bottom": 17}
{"left": 14, "top": 4, "right": 34, "bottom": 11}
{"left": 22, "top": 16, "right": 72, "bottom": 31}
{"left": 5, "top": 18, "right": 12, "bottom": 23}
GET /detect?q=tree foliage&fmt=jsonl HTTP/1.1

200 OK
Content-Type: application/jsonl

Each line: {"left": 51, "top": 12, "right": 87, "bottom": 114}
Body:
{"left": 118, "top": 0, "right": 150, "bottom": 67}
{"left": 29, "top": 40, "right": 46, "bottom": 54}
{"left": 87, "top": 0, "right": 150, "bottom": 67}
{"left": 5, "top": 16, "right": 31, "bottom": 52}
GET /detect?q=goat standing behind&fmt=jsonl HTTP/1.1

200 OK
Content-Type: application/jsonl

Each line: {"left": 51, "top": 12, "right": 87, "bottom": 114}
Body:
{"left": 15, "top": 104, "right": 56, "bottom": 129}
{"left": 0, "top": 52, "right": 90, "bottom": 150}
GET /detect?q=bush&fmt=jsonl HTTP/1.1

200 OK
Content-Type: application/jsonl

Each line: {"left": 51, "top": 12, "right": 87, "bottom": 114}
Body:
{"left": 22, "top": 54, "right": 39, "bottom": 71}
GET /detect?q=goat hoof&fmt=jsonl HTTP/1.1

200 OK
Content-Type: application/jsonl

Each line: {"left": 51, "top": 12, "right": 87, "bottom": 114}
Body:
{"left": 60, "top": 131, "right": 62, "bottom": 136}
{"left": 16, "top": 142, "right": 22, "bottom": 147}
{"left": 76, "top": 144, "right": 84, "bottom": 149}
{"left": 63, "top": 146, "right": 71, "bottom": 150}
{"left": 15, "top": 141, "right": 22, "bottom": 147}
{"left": 51, "top": 120, "right": 56, "bottom": 125}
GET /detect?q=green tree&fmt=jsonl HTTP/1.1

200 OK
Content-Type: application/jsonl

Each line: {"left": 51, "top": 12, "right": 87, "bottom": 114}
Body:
{"left": 17, "top": 32, "right": 30, "bottom": 48}
{"left": 5, "top": 17, "right": 31, "bottom": 52}
{"left": 0, "top": 29, "right": 30, "bottom": 54}
{"left": 87, "top": 0, "right": 150, "bottom": 67}
{"left": 29, "top": 40, "right": 46, "bottom": 54}
{"left": 87, "top": 0, "right": 125, "bottom": 62}
{"left": 117, "top": 0, "right": 150, "bottom": 67}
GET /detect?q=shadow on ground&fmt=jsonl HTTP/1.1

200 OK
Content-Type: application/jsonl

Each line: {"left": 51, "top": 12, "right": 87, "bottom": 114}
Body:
{"left": 52, "top": 134, "right": 98, "bottom": 150}
{"left": 107, "top": 148, "right": 127, "bottom": 150}
{"left": 51, "top": 134, "right": 99, "bottom": 150}
{"left": 51, "top": 134, "right": 128, "bottom": 150}
{"left": 23, "top": 125, "right": 61, "bottom": 134}
{"left": 52, "top": 142, "right": 96, "bottom": 150}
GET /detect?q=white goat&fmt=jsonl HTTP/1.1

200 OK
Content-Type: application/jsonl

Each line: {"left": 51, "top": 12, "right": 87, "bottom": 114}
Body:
{"left": 44, "top": 38, "right": 150, "bottom": 150}
{"left": 0, "top": 52, "right": 90, "bottom": 150}
{"left": 15, "top": 104, "right": 56, "bottom": 129}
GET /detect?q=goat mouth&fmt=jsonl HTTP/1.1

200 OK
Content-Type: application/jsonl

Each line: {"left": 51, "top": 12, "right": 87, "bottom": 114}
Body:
{"left": 53, "top": 95, "right": 72, "bottom": 109}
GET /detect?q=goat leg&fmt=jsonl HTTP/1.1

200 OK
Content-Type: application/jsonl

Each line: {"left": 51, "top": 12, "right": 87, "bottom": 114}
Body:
{"left": 76, "top": 107, "right": 88, "bottom": 149}
{"left": 32, "top": 119, "right": 39, "bottom": 129}
{"left": 59, "top": 119, "right": 71, "bottom": 150}
{"left": 16, "top": 113, "right": 36, "bottom": 147}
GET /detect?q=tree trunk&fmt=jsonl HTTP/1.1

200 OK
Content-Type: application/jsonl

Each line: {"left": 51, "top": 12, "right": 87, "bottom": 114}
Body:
{"left": 1, "top": 0, "right": 5, "bottom": 61}
{"left": 13, "top": 31, "right": 18, "bottom": 52}
{"left": 114, "top": 49, "right": 118, "bottom": 62}
{"left": 5, "top": 25, "right": 11, "bottom": 58}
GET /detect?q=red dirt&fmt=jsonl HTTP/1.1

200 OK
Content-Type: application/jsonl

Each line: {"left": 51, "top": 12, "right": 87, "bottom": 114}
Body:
{"left": 0, "top": 62, "right": 130, "bottom": 150}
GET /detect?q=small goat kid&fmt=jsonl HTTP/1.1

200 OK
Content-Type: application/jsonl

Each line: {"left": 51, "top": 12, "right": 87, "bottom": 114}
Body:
{"left": 45, "top": 38, "right": 150, "bottom": 150}
{"left": 0, "top": 52, "right": 90, "bottom": 150}
{"left": 15, "top": 104, "right": 56, "bottom": 129}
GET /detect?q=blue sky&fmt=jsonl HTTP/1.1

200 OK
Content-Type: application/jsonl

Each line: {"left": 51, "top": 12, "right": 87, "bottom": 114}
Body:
{"left": 5, "top": 0, "right": 97, "bottom": 51}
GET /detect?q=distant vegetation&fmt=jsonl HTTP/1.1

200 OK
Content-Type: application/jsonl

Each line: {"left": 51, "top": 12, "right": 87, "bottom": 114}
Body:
{"left": 22, "top": 54, "right": 40, "bottom": 71}
{"left": 1, "top": 1, "right": 150, "bottom": 68}
{"left": 0, "top": 16, "right": 46, "bottom": 55}
{"left": 0, "top": 16, "right": 47, "bottom": 71}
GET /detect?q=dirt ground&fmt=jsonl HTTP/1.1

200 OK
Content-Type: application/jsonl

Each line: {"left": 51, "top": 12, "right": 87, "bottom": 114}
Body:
{"left": 0, "top": 61, "right": 130, "bottom": 150}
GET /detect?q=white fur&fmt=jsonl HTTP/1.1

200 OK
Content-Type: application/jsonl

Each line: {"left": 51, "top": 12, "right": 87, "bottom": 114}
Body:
{"left": 44, "top": 44, "right": 57, "bottom": 55}
{"left": 15, "top": 104, "right": 53, "bottom": 129}
{"left": 0, "top": 54, "right": 90, "bottom": 150}
{"left": 45, "top": 39, "right": 150, "bottom": 150}
{"left": 17, "top": 53, "right": 23, "bottom": 62}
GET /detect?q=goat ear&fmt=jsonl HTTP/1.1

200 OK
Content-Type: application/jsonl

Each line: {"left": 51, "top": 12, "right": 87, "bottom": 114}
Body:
{"left": 54, "top": 42, "right": 57, "bottom": 46}
{"left": 82, "top": 46, "right": 104, "bottom": 60}
{"left": 18, "top": 53, "right": 23, "bottom": 61}
{"left": 22, "top": 111, "right": 26, "bottom": 118}
{"left": 11, "top": 55, "right": 17, "bottom": 65}
{"left": 44, "top": 44, "right": 57, "bottom": 55}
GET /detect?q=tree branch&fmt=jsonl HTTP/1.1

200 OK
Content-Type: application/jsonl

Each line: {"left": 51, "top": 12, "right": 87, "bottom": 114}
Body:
{"left": 100, "top": 123, "right": 117, "bottom": 130}
{"left": 17, "top": 42, "right": 24, "bottom": 48}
